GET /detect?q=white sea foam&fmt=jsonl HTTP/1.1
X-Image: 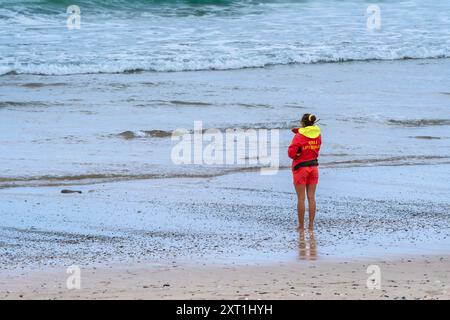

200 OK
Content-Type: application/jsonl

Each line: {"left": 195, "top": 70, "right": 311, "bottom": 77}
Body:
{"left": 1, "top": 0, "right": 450, "bottom": 75}
{"left": 2, "top": 50, "right": 450, "bottom": 76}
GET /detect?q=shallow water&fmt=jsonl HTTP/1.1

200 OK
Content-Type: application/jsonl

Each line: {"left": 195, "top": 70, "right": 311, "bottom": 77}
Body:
{"left": 0, "top": 165, "right": 449, "bottom": 269}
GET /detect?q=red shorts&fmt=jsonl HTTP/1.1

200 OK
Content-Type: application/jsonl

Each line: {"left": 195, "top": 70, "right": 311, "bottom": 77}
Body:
{"left": 293, "top": 166, "right": 319, "bottom": 185}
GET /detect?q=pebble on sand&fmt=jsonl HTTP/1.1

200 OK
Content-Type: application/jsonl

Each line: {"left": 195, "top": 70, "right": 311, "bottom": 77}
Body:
{"left": 61, "top": 189, "right": 82, "bottom": 194}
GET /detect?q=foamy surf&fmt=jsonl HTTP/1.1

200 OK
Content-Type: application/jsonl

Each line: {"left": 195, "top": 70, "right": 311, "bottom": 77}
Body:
{"left": 2, "top": 55, "right": 450, "bottom": 77}
{"left": 2, "top": 0, "right": 450, "bottom": 76}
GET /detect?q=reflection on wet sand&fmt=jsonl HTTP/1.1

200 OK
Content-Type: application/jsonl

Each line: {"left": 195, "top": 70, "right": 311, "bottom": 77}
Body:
{"left": 298, "top": 231, "right": 317, "bottom": 260}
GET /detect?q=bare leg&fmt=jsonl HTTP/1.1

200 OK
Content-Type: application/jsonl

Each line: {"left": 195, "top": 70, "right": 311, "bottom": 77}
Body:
{"left": 294, "top": 184, "right": 306, "bottom": 230}
{"left": 306, "top": 184, "right": 317, "bottom": 231}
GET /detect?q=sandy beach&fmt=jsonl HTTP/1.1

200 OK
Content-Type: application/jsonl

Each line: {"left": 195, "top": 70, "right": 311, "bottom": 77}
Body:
{"left": 1, "top": 255, "right": 449, "bottom": 300}
{"left": 2, "top": 0, "right": 450, "bottom": 299}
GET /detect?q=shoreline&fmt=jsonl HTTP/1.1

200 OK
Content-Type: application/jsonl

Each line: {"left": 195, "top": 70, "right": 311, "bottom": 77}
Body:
{"left": 2, "top": 156, "right": 450, "bottom": 190}
{"left": 1, "top": 164, "right": 449, "bottom": 273}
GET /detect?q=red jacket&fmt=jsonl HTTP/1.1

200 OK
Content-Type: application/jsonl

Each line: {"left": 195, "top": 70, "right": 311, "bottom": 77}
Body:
{"left": 288, "top": 125, "right": 322, "bottom": 171}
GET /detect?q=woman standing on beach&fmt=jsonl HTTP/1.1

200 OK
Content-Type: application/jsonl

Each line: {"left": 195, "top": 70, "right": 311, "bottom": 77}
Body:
{"left": 288, "top": 114, "right": 322, "bottom": 231}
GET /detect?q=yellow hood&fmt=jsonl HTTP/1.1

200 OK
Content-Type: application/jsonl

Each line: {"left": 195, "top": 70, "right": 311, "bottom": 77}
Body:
{"left": 298, "top": 125, "right": 321, "bottom": 138}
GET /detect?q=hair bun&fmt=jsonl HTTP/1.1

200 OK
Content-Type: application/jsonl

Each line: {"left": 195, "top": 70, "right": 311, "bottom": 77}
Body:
{"left": 301, "top": 113, "right": 317, "bottom": 125}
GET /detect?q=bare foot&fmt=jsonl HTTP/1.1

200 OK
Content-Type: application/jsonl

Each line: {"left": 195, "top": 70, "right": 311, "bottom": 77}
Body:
{"left": 308, "top": 225, "right": 314, "bottom": 232}
{"left": 297, "top": 225, "right": 305, "bottom": 232}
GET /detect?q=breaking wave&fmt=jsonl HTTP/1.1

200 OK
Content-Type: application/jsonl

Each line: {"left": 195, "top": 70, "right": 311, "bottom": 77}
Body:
{"left": 2, "top": 0, "right": 450, "bottom": 76}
